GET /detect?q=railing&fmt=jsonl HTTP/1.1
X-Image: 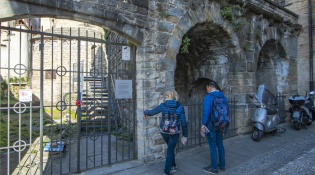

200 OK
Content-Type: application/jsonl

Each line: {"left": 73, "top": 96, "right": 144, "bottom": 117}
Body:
{"left": 177, "top": 96, "right": 237, "bottom": 151}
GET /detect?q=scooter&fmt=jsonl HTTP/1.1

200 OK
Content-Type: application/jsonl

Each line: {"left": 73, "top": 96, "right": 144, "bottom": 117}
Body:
{"left": 288, "top": 93, "right": 312, "bottom": 130}
{"left": 249, "top": 85, "right": 286, "bottom": 142}
{"left": 305, "top": 91, "right": 315, "bottom": 121}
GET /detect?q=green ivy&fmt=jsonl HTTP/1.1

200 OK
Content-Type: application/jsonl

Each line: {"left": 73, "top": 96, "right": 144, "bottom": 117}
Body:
{"left": 161, "top": 11, "right": 170, "bottom": 18}
{"left": 181, "top": 36, "right": 190, "bottom": 54}
{"left": 221, "top": 7, "right": 233, "bottom": 21}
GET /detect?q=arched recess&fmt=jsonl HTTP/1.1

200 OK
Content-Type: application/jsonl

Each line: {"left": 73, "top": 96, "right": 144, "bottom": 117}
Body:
{"left": 0, "top": 0, "right": 144, "bottom": 45}
{"left": 256, "top": 39, "right": 295, "bottom": 94}
{"left": 175, "top": 22, "right": 234, "bottom": 104}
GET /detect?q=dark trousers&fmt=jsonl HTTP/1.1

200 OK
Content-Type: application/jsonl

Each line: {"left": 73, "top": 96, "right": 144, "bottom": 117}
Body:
{"left": 161, "top": 133, "right": 179, "bottom": 175}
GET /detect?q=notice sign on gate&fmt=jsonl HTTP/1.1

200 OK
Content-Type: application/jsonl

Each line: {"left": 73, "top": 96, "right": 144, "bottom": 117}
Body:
{"left": 19, "top": 89, "right": 32, "bottom": 102}
{"left": 122, "top": 46, "right": 130, "bottom": 61}
{"left": 115, "top": 80, "right": 132, "bottom": 99}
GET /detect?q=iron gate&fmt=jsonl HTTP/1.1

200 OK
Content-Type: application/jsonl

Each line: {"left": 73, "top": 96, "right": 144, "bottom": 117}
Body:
{"left": 0, "top": 25, "right": 136, "bottom": 175}
{"left": 177, "top": 96, "right": 238, "bottom": 151}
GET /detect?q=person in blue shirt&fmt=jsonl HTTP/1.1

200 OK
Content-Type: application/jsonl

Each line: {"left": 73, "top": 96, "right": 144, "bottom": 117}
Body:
{"left": 144, "top": 90, "right": 188, "bottom": 175}
{"left": 201, "top": 81, "right": 229, "bottom": 174}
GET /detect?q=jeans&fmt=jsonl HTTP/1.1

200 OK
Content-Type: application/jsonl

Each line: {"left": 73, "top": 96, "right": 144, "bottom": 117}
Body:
{"left": 161, "top": 133, "right": 179, "bottom": 175}
{"left": 207, "top": 129, "right": 225, "bottom": 171}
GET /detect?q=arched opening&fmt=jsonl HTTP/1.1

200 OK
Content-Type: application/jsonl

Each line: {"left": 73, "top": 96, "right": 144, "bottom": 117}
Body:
{"left": 175, "top": 22, "right": 233, "bottom": 104}
{"left": 0, "top": 17, "right": 136, "bottom": 174}
{"left": 256, "top": 39, "right": 291, "bottom": 94}
{"left": 256, "top": 39, "right": 295, "bottom": 122}
{"left": 174, "top": 22, "right": 237, "bottom": 149}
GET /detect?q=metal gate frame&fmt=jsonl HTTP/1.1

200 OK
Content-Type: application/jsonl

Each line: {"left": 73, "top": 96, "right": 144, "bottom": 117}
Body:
{"left": 0, "top": 25, "right": 136, "bottom": 175}
{"left": 177, "top": 96, "right": 238, "bottom": 151}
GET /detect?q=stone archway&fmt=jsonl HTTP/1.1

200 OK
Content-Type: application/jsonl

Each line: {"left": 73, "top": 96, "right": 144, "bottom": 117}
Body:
{"left": 0, "top": 0, "right": 145, "bottom": 45}
{"left": 175, "top": 22, "right": 234, "bottom": 104}
{"left": 256, "top": 39, "right": 295, "bottom": 94}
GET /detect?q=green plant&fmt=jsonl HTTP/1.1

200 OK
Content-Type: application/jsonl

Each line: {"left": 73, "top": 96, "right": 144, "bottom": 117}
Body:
{"left": 8, "top": 77, "right": 27, "bottom": 83}
{"left": 161, "top": 11, "right": 170, "bottom": 18}
{"left": 233, "top": 19, "right": 246, "bottom": 32}
{"left": 104, "top": 29, "right": 110, "bottom": 41}
{"left": 0, "top": 80, "right": 8, "bottom": 100}
{"left": 181, "top": 36, "right": 190, "bottom": 54}
{"left": 221, "top": 7, "right": 233, "bottom": 21}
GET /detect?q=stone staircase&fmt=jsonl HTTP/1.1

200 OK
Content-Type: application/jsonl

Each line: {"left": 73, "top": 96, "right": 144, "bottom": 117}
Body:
{"left": 80, "top": 76, "right": 109, "bottom": 130}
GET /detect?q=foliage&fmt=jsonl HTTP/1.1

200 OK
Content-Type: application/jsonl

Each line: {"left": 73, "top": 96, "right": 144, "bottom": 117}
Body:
{"left": 233, "top": 19, "right": 246, "bottom": 32}
{"left": 0, "top": 80, "right": 8, "bottom": 100}
{"left": 181, "top": 36, "right": 191, "bottom": 54}
{"left": 9, "top": 77, "right": 27, "bottom": 83}
{"left": 0, "top": 107, "right": 79, "bottom": 148}
{"left": 104, "top": 29, "right": 110, "bottom": 41}
{"left": 221, "top": 7, "right": 233, "bottom": 21}
{"left": 161, "top": 11, "right": 170, "bottom": 18}
{"left": 116, "top": 132, "right": 133, "bottom": 142}
{"left": 44, "top": 108, "right": 77, "bottom": 121}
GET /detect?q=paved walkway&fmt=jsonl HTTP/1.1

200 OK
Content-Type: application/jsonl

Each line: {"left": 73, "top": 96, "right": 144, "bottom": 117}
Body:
{"left": 77, "top": 122, "right": 315, "bottom": 175}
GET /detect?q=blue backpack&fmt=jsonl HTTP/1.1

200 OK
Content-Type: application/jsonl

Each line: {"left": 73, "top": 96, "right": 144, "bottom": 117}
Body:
{"left": 209, "top": 94, "right": 230, "bottom": 135}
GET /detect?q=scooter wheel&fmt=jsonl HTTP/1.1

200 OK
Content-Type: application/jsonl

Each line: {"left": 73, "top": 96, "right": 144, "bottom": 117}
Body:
{"left": 252, "top": 129, "right": 263, "bottom": 142}
{"left": 293, "top": 121, "right": 301, "bottom": 130}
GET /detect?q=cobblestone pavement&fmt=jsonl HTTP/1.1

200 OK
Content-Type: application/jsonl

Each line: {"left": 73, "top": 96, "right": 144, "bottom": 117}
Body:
{"left": 78, "top": 122, "right": 315, "bottom": 175}
{"left": 222, "top": 129, "right": 315, "bottom": 175}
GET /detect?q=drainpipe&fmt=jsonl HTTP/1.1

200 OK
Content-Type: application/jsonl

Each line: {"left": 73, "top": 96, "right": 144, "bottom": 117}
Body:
{"left": 309, "top": 0, "right": 314, "bottom": 91}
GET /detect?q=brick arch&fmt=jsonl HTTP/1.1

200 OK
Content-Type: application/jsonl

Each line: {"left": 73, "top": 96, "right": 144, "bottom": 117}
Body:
{"left": 0, "top": 0, "right": 145, "bottom": 45}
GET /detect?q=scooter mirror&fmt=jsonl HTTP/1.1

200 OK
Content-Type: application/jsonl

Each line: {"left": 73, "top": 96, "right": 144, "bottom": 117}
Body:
{"left": 249, "top": 94, "right": 254, "bottom": 99}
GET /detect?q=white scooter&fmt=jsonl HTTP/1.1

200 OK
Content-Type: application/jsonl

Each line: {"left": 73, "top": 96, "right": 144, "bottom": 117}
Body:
{"left": 249, "top": 85, "right": 286, "bottom": 141}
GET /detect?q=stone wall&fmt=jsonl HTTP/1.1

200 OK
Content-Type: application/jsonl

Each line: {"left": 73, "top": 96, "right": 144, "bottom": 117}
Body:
{"left": 285, "top": 0, "right": 315, "bottom": 95}
{"left": 31, "top": 20, "right": 107, "bottom": 105}
{"left": 0, "top": 0, "right": 302, "bottom": 163}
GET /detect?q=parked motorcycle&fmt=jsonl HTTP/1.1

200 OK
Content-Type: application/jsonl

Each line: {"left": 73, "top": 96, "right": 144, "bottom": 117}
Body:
{"left": 305, "top": 91, "right": 315, "bottom": 121}
{"left": 289, "top": 93, "right": 312, "bottom": 130}
{"left": 249, "top": 85, "right": 286, "bottom": 142}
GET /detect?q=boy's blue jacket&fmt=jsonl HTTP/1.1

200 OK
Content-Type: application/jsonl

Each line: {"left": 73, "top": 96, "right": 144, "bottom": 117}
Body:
{"left": 202, "top": 91, "right": 229, "bottom": 132}
{"left": 144, "top": 100, "right": 188, "bottom": 137}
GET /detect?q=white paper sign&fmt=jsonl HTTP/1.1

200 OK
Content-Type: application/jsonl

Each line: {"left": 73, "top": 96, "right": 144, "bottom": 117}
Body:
{"left": 115, "top": 80, "right": 132, "bottom": 99}
{"left": 19, "top": 89, "right": 32, "bottom": 102}
{"left": 122, "top": 46, "right": 130, "bottom": 61}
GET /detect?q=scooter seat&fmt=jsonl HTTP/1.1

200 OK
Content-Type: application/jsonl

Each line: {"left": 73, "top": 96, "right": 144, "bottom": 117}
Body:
{"left": 266, "top": 107, "right": 278, "bottom": 115}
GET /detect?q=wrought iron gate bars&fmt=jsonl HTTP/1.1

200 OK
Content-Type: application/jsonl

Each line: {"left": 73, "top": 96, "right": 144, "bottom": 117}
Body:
{"left": 0, "top": 25, "right": 136, "bottom": 175}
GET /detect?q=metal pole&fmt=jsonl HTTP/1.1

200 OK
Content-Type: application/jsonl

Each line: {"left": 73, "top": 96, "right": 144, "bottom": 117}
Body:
{"left": 76, "top": 28, "right": 82, "bottom": 174}
{"left": 39, "top": 31, "right": 44, "bottom": 175}
{"left": 309, "top": 0, "right": 314, "bottom": 91}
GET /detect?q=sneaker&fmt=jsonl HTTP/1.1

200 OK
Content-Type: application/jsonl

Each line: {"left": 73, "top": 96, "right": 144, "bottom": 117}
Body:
{"left": 218, "top": 165, "right": 225, "bottom": 171}
{"left": 203, "top": 166, "right": 218, "bottom": 174}
{"left": 171, "top": 166, "right": 177, "bottom": 173}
